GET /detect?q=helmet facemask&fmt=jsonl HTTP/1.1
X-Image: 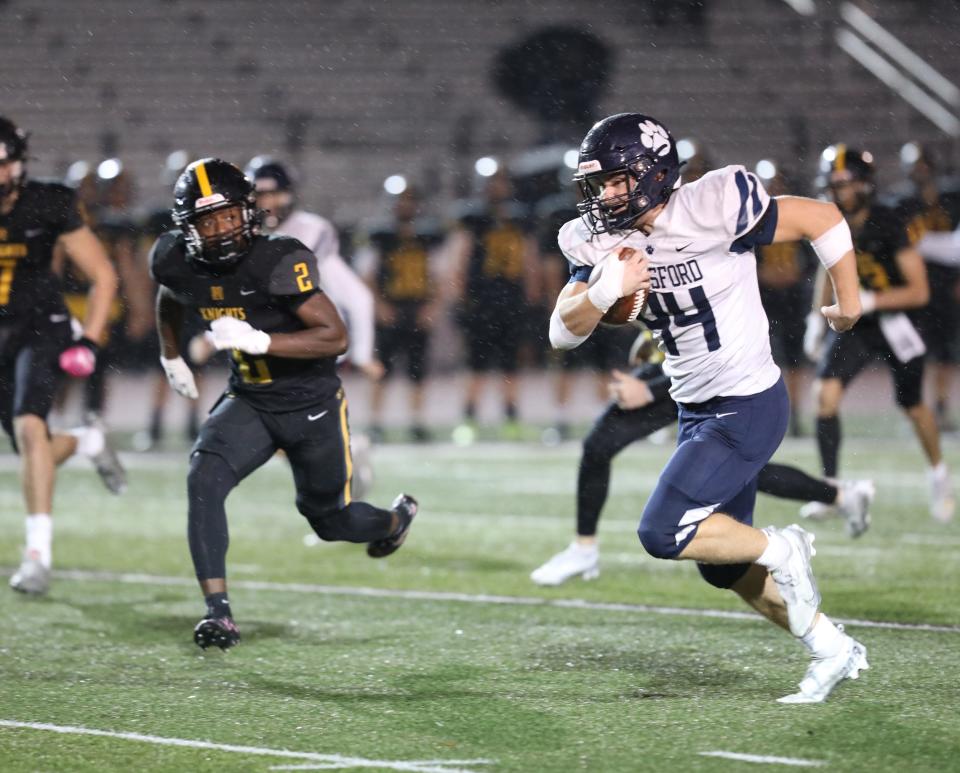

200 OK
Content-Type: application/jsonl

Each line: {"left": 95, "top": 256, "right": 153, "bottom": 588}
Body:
{"left": 575, "top": 155, "right": 662, "bottom": 234}
{"left": 176, "top": 202, "right": 259, "bottom": 268}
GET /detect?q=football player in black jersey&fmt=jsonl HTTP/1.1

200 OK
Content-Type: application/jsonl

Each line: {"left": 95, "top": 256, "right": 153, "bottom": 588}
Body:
{"left": 805, "top": 145, "right": 954, "bottom": 522}
{"left": 0, "top": 116, "right": 124, "bottom": 595}
{"left": 150, "top": 159, "right": 418, "bottom": 650}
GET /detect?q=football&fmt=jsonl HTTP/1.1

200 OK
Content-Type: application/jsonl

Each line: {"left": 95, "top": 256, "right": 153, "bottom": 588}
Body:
{"left": 598, "top": 248, "right": 649, "bottom": 326}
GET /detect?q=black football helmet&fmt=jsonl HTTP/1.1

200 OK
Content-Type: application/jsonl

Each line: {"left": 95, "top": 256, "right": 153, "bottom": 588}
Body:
{"left": 574, "top": 113, "right": 681, "bottom": 234}
{"left": 245, "top": 156, "right": 296, "bottom": 228}
{"left": 0, "top": 116, "right": 29, "bottom": 198}
{"left": 819, "top": 144, "right": 875, "bottom": 214}
{"left": 171, "top": 158, "right": 260, "bottom": 267}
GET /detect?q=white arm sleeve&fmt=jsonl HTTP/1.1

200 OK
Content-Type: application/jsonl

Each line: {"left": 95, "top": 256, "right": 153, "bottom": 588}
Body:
{"left": 917, "top": 228, "right": 960, "bottom": 267}
{"left": 549, "top": 305, "right": 589, "bottom": 350}
{"left": 318, "top": 255, "right": 376, "bottom": 366}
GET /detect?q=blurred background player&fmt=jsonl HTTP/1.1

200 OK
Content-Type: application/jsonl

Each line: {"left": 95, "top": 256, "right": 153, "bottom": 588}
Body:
{"left": 0, "top": 116, "right": 125, "bottom": 595}
{"left": 532, "top": 330, "right": 875, "bottom": 586}
{"left": 756, "top": 165, "right": 817, "bottom": 436}
{"left": 245, "top": 155, "right": 379, "bottom": 492}
{"left": 137, "top": 150, "right": 204, "bottom": 449}
{"left": 355, "top": 185, "right": 444, "bottom": 442}
{"left": 806, "top": 144, "right": 954, "bottom": 523}
{"left": 151, "top": 158, "right": 417, "bottom": 649}
{"left": 56, "top": 159, "right": 154, "bottom": 426}
{"left": 450, "top": 166, "right": 539, "bottom": 440}
{"left": 893, "top": 142, "right": 960, "bottom": 433}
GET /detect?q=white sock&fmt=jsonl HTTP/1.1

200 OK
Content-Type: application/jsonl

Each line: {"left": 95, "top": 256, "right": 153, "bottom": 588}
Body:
{"left": 25, "top": 513, "right": 53, "bottom": 568}
{"left": 69, "top": 425, "right": 105, "bottom": 458}
{"left": 573, "top": 540, "right": 598, "bottom": 554}
{"left": 801, "top": 613, "right": 844, "bottom": 657}
{"left": 930, "top": 461, "right": 948, "bottom": 481}
{"left": 756, "top": 528, "right": 791, "bottom": 570}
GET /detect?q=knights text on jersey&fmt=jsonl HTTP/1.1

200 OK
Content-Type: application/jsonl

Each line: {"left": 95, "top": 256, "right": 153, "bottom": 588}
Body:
{"left": 149, "top": 231, "right": 340, "bottom": 411}
{"left": 559, "top": 165, "right": 781, "bottom": 404}
{"left": 0, "top": 180, "right": 84, "bottom": 321}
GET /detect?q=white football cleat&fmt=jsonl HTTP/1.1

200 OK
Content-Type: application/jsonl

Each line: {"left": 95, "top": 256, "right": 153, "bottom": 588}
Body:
{"left": 531, "top": 542, "right": 599, "bottom": 586}
{"left": 837, "top": 479, "right": 874, "bottom": 539}
{"left": 10, "top": 555, "right": 50, "bottom": 595}
{"left": 799, "top": 500, "right": 837, "bottom": 521}
{"left": 778, "top": 629, "right": 869, "bottom": 704}
{"left": 928, "top": 465, "right": 955, "bottom": 523}
{"left": 766, "top": 524, "right": 821, "bottom": 637}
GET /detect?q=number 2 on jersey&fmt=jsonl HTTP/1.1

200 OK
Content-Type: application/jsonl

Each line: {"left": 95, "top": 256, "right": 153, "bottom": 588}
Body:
{"left": 294, "top": 262, "right": 314, "bottom": 292}
{"left": 645, "top": 286, "right": 720, "bottom": 355}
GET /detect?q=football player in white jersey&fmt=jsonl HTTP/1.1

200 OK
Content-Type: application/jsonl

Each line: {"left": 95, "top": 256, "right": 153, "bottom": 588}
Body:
{"left": 245, "top": 157, "right": 383, "bottom": 383}
{"left": 549, "top": 113, "right": 866, "bottom": 703}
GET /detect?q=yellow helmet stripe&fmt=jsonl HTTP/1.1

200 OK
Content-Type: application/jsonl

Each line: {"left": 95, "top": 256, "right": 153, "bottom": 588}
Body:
{"left": 835, "top": 144, "right": 847, "bottom": 172}
{"left": 195, "top": 161, "right": 213, "bottom": 198}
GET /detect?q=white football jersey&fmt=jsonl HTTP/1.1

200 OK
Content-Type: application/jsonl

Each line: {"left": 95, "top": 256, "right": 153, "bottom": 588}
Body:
{"left": 276, "top": 210, "right": 375, "bottom": 367}
{"left": 559, "top": 165, "right": 781, "bottom": 403}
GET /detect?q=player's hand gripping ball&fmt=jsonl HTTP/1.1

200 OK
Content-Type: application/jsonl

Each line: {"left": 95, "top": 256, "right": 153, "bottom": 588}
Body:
{"left": 597, "top": 248, "right": 649, "bottom": 326}
{"left": 59, "top": 341, "right": 97, "bottom": 377}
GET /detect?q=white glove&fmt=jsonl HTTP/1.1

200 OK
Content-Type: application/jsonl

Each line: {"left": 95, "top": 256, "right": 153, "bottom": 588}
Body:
{"left": 206, "top": 316, "right": 271, "bottom": 355}
{"left": 586, "top": 253, "right": 626, "bottom": 313}
{"left": 160, "top": 356, "right": 199, "bottom": 400}
{"left": 803, "top": 311, "right": 827, "bottom": 363}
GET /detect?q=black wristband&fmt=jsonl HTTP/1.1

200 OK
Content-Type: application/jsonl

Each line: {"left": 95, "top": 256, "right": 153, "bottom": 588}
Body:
{"left": 78, "top": 337, "right": 100, "bottom": 356}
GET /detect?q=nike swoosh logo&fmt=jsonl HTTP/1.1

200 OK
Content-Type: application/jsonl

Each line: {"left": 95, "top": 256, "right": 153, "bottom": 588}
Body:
{"left": 307, "top": 410, "right": 328, "bottom": 421}
{"left": 715, "top": 412, "right": 738, "bottom": 418}
{"left": 675, "top": 243, "right": 693, "bottom": 251}
{"left": 239, "top": 288, "right": 256, "bottom": 296}
{"left": 49, "top": 314, "right": 68, "bottom": 323}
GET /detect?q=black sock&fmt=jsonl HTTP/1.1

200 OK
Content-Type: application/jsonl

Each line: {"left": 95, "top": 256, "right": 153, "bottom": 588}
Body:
{"left": 816, "top": 415, "right": 841, "bottom": 478}
{"left": 757, "top": 463, "right": 837, "bottom": 504}
{"left": 464, "top": 403, "right": 476, "bottom": 421}
{"left": 505, "top": 403, "right": 518, "bottom": 421}
{"left": 204, "top": 591, "right": 232, "bottom": 620}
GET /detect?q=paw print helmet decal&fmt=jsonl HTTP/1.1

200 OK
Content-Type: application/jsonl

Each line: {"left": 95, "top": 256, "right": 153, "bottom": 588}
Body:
{"left": 574, "top": 113, "right": 681, "bottom": 234}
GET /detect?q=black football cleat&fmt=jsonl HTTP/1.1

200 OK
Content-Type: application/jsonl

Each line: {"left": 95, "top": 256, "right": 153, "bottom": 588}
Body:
{"left": 193, "top": 616, "right": 240, "bottom": 650}
{"left": 367, "top": 493, "right": 418, "bottom": 558}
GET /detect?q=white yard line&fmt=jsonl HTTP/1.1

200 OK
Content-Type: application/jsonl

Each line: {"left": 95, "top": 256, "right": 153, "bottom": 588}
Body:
{"left": 0, "top": 720, "right": 492, "bottom": 773}
{"left": 49, "top": 568, "right": 960, "bottom": 634}
{"left": 699, "top": 750, "right": 826, "bottom": 767}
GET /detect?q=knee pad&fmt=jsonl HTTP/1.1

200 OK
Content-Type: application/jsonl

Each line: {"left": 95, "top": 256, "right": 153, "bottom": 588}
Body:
{"left": 637, "top": 520, "right": 684, "bottom": 560}
{"left": 188, "top": 450, "right": 237, "bottom": 498}
{"left": 696, "top": 561, "right": 751, "bottom": 589}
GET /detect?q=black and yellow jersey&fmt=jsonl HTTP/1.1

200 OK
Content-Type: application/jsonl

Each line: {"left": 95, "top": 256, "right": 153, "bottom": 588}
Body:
{"left": 368, "top": 226, "right": 443, "bottom": 304}
{"left": 150, "top": 231, "right": 340, "bottom": 412}
{"left": 0, "top": 180, "right": 84, "bottom": 321}
{"left": 851, "top": 204, "right": 912, "bottom": 292}
{"left": 460, "top": 203, "right": 531, "bottom": 298}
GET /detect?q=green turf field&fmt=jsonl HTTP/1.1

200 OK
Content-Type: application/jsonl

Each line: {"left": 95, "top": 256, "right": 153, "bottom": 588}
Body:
{"left": 1, "top": 437, "right": 958, "bottom": 772}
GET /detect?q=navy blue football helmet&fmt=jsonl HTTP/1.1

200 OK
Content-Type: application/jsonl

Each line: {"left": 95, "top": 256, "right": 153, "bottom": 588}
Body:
{"left": 574, "top": 113, "right": 681, "bottom": 234}
{"left": 171, "top": 158, "right": 260, "bottom": 267}
{"left": 0, "top": 116, "right": 29, "bottom": 198}
{"left": 245, "top": 156, "right": 296, "bottom": 228}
